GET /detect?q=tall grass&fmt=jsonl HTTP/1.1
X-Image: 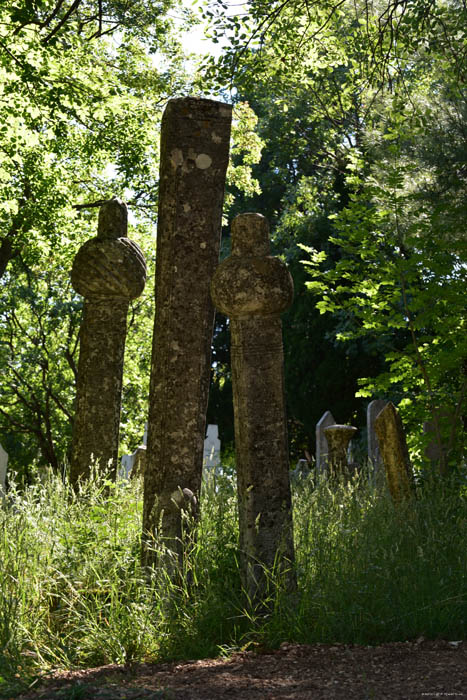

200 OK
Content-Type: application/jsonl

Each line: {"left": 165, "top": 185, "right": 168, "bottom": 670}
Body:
{"left": 1, "top": 464, "right": 466, "bottom": 695}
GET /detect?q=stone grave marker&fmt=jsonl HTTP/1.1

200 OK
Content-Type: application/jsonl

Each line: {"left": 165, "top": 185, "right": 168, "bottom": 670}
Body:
{"left": 324, "top": 424, "right": 358, "bottom": 479}
{"left": 367, "top": 399, "right": 388, "bottom": 472}
{"left": 211, "top": 212, "right": 296, "bottom": 602}
{"left": 374, "top": 402, "right": 415, "bottom": 502}
{"left": 121, "top": 423, "right": 222, "bottom": 480}
{"left": 203, "top": 424, "right": 221, "bottom": 471}
{"left": 120, "top": 422, "right": 148, "bottom": 480}
{"left": 316, "top": 410, "right": 336, "bottom": 473}
{"left": 70, "top": 198, "right": 146, "bottom": 486}
{"left": 0, "top": 443, "right": 8, "bottom": 492}
{"left": 142, "top": 97, "right": 232, "bottom": 569}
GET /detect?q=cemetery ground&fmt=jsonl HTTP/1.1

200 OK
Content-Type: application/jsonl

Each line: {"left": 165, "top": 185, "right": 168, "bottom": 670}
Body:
{"left": 2, "top": 465, "right": 466, "bottom": 699}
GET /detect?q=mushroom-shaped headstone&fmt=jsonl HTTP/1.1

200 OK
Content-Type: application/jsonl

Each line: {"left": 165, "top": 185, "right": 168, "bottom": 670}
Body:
{"left": 70, "top": 198, "right": 146, "bottom": 486}
{"left": 211, "top": 212, "right": 295, "bottom": 603}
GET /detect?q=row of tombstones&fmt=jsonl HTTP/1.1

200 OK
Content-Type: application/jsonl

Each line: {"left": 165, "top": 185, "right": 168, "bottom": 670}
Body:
{"left": 0, "top": 399, "right": 444, "bottom": 490}
{"left": 0, "top": 426, "right": 221, "bottom": 494}
{"left": 120, "top": 423, "right": 221, "bottom": 479}
{"left": 314, "top": 400, "right": 449, "bottom": 475}
{"left": 315, "top": 399, "right": 388, "bottom": 473}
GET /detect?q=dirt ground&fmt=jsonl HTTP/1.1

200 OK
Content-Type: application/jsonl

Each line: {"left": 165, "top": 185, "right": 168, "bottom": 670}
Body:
{"left": 13, "top": 639, "right": 467, "bottom": 699}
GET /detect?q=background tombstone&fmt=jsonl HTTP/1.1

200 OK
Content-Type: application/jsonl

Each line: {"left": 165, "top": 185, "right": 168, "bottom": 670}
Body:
{"left": 316, "top": 410, "right": 336, "bottom": 473}
{"left": 0, "top": 443, "right": 8, "bottom": 492}
{"left": 142, "top": 97, "right": 232, "bottom": 568}
{"left": 367, "top": 399, "right": 388, "bottom": 474}
{"left": 211, "top": 212, "right": 295, "bottom": 602}
{"left": 324, "top": 424, "right": 358, "bottom": 480}
{"left": 374, "top": 402, "right": 415, "bottom": 502}
{"left": 70, "top": 198, "right": 146, "bottom": 485}
{"left": 203, "top": 424, "right": 221, "bottom": 471}
{"left": 120, "top": 422, "right": 148, "bottom": 480}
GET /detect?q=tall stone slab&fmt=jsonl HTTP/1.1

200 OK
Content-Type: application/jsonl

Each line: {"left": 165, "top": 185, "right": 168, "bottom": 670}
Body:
{"left": 367, "top": 399, "right": 388, "bottom": 472}
{"left": 70, "top": 199, "right": 147, "bottom": 485}
{"left": 0, "top": 443, "right": 8, "bottom": 492}
{"left": 316, "top": 410, "right": 336, "bottom": 473}
{"left": 211, "top": 213, "right": 295, "bottom": 602}
{"left": 142, "top": 98, "right": 232, "bottom": 566}
{"left": 374, "top": 402, "right": 415, "bottom": 502}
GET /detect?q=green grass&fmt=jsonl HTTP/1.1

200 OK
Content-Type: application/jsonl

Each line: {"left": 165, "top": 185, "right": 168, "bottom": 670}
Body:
{"left": 0, "top": 465, "right": 466, "bottom": 696}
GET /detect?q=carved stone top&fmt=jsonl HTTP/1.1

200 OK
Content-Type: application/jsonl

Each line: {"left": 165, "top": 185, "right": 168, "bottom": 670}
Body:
{"left": 211, "top": 213, "right": 293, "bottom": 319}
{"left": 97, "top": 198, "right": 128, "bottom": 240}
{"left": 71, "top": 201, "right": 146, "bottom": 300}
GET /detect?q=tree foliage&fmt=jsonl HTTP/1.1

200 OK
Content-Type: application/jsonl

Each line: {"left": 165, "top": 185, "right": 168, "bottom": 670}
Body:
{"left": 200, "top": 0, "right": 466, "bottom": 469}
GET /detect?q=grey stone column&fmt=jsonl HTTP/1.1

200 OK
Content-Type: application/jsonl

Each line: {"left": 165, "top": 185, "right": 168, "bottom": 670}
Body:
{"left": 142, "top": 98, "right": 232, "bottom": 566}
{"left": 211, "top": 213, "right": 295, "bottom": 602}
{"left": 70, "top": 198, "right": 146, "bottom": 486}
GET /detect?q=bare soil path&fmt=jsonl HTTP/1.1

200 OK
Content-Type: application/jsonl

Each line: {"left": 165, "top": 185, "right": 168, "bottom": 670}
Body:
{"left": 14, "top": 639, "right": 467, "bottom": 699}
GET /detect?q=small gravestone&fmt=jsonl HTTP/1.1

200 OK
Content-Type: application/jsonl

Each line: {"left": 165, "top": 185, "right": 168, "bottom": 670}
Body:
{"left": 121, "top": 445, "right": 147, "bottom": 480}
{"left": 122, "top": 423, "right": 222, "bottom": 480}
{"left": 324, "top": 424, "right": 358, "bottom": 479}
{"left": 374, "top": 402, "right": 414, "bottom": 502}
{"left": 367, "top": 400, "right": 388, "bottom": 473}
{"left": 120, "top": 423, "right": 148, "bottom": 479}
{"left": 316, "top": 410, "right": 336, "bottom": 473}
{"left": 290, "top": 458, "right": 311, "bottom": 484}
{"left": 203, "top": 424, "right": 221, "bottom": 470}
{"left": 0, "top": 443, "right": 8, "bottom": 492}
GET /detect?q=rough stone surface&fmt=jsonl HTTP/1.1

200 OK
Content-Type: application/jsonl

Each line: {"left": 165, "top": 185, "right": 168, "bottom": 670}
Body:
{"left": 143, "top": 98, "right": 232, "bottom": 566}
{"left": 367, "top": 399, "right": 388, "bottom": 473}
{"left": 323, "top": 424, "right": 357, "bottom": 479}
{"left": 374, "top": 402, "right": 415, "bottom": 502}
{"left": 0, "top": 442, "right": 7, "bottom": 491}
{"left": 70, "top": 199, "right": 147, "bottom": 485}
{"left": 211, "top": 213, "right": 295, "bottom": 601}
{"left": 315, "top": 410, "right": 336, "bottom": 473}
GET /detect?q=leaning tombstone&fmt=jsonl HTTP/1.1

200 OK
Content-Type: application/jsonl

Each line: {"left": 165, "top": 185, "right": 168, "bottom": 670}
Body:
{"left": 0, "top": 442, "right": 8, "bottom": 493}
{"left": 324, "top": 424, "right": 358, "bottom": 480}
{"left": 316, "top": 410, "right": 336, "bottom": 474}
{"left": 374, "top": 402, "right": 415, "bottom": 502}
{"left": 70, "top": 198, "right": 147, "bottom": 486}
{"left": 367, "top": 399, "right": 388, "bottom": 476}
{"left": 211, "top": 212, "right": 296, "bottom": 603}
{"left": 142, "top": 97, "right": 232, "bottom": 570}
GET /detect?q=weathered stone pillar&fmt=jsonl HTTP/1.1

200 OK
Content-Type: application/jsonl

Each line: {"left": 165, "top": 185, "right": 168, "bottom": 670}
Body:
{"left": 374, "top": 402, "right": 415, "bottom": 502}
{"left": 324, "top": 424, "right": 357, "bottom": 479}
{"left": 70, "top": 198, "right": 146, "bottom": 485}
{"left": 211, "top": 213, "right": 295, "bottom": 602}
{"left": 142, "top": 98, "right": 232, "bottom": 566}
